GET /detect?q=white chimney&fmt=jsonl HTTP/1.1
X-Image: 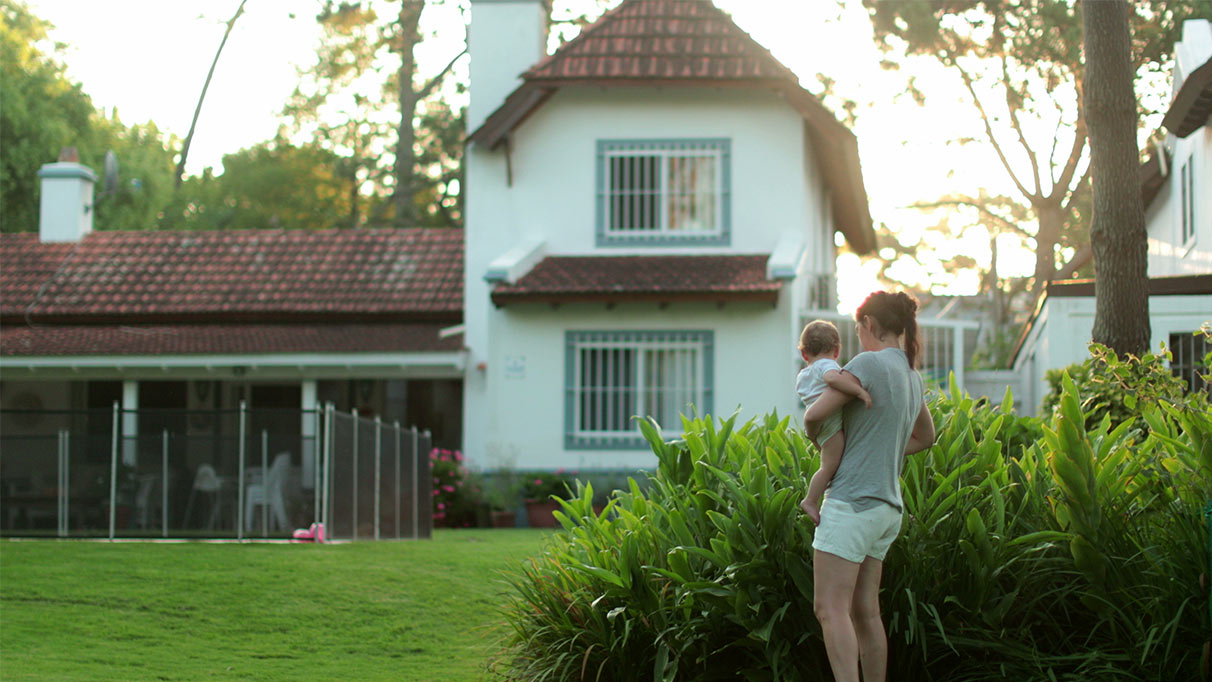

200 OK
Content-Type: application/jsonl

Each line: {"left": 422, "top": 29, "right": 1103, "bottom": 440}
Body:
{"left": 468, "top": 0, "right": 549, "bottom": 134}
{"left": 38, "top": 148, "right": 96, "bottom": 242}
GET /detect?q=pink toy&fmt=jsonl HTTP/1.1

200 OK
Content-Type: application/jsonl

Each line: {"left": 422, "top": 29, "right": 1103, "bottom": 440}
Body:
{"left": 290, "top": 522, "right": 327, "bottom": 543}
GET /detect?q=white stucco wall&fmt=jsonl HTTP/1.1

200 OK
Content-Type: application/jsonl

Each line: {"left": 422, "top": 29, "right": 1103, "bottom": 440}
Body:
{"left": 464, "top": 87, "right": 835, "bottom": 471}
{"left": 1147, "top": 19, "right": 1212, "bottom": 276}
{"left": 1147, "top": 125, "right": 1212, "bottom": 276}
{"left": 1014, "top": 294, "right": 1212, "bottom": 414}
{"left": 468, "top": 298, "right": 800, "bottom": 472}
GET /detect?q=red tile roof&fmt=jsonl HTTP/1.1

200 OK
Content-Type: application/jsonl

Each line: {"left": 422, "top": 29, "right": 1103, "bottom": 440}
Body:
{"left": 0, "top": 229, "right": 463, "bottom": 321}
{"left": 0, "top": 323, "right": 462, "bottom": 357}
{"left": 523, "top": 0, "right": 798, "bottom": 82}
{"left": 490, "top": 254, "right": 781, "bottom": 306}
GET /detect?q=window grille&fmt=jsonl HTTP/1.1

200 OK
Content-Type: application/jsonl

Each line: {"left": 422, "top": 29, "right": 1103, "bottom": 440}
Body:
{"left": 565, "top": 331, "right": 713, "bottom": 449}
{"left": 1169, "top": 331, "right": 1211, "bottom": 395}
{"left": 596, "top": 140, "right": 730, "bottom": 246}
{"left": 1180, "top": 157, "right": 1196, "bottom": 247}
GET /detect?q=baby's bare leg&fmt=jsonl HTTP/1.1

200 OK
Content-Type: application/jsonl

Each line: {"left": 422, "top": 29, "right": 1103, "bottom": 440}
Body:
{"left": 801, "top": 430, "right": 846, "bottom": 525}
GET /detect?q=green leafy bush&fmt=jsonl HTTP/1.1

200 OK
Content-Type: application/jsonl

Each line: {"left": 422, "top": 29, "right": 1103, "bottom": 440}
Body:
{"left": 496, "top": 372, "right": 1210, "bottom": 681}
{"left": 1041, "top": 343, "right": 1196, "bottom": 429}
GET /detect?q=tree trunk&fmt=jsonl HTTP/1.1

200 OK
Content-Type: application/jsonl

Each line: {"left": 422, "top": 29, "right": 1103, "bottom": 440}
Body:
{"left": 1031, "top": 201, "right": 1064, "bottom": 297}
{"left": 392, "top": 1, "right": 424, "bottom": 227}
{"left": 1083, "top": 0, "right": 1150, "bottom": 356}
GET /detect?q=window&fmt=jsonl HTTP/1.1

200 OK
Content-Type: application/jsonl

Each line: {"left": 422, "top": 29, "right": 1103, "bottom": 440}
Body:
{"left": 1169, "top": 331, "right": 1211, "bottom": 395}
{"left": 1180, "top": 156, "right": 1196, "bottom": 247}
{"left": 565, "top": 330, "right": 713, "bottom": 449}
{"left": 596, "top": 139, "right": 730, "bottom": 246}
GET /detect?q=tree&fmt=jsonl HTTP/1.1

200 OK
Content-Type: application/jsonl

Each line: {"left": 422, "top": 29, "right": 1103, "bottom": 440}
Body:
{"left": 164, "top": 139, "right": 352, "bottom": 230}
{"left": 1083, "top": 0, "right": 1149, "bottom": 355}
{"left": 1, "top": 0, "right": 94, "bottom": 232}
{"left": 0, "top": 0, "right": 176, "bottom": 233}
{"left": 863, "top": 1, "right": 1208, "bottom": 299}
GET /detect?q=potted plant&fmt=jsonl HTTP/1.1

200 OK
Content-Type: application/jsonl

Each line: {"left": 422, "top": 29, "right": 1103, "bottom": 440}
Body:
{"left": 521, "top": 470, "right": 575, "bottom": 528}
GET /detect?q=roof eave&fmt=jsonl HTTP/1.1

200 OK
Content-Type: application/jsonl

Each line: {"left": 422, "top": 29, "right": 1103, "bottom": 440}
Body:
{"left": 490, "top": 289, "right": 780, "bottom": 308}
{"left": 1162, "top": 56, "right": 1212, "bottom": 138}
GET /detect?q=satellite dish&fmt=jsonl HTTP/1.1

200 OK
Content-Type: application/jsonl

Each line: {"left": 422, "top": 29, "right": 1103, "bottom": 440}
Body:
{"left": 103, "top": 150, "right": 119, "bottom": 197}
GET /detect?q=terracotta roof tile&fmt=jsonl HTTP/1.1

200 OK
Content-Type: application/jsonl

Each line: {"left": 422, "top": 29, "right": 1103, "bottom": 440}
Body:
{"left": 525, "top": 0, "right": 797, "bottom": 83}
{"left": 0, "top": 229, "right": 463, "bottom": 320}
{"left": 0, "top": 322, "right": 462, "bottom": 356}
{"left": 491, "top": 254, "right": 781, "bottom": 306}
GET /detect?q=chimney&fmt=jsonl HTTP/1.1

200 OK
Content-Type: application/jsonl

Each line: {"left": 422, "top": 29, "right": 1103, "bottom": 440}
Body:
{"left": 468, "top": 0, "right": 550, "bottom": 134}
{"left": 37, "top": 147, "right": 96, "bottom": 242}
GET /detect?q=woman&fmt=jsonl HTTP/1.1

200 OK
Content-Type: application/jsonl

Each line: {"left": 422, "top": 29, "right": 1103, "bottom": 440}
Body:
{"left": 801, "top": 291, "right": 936, "bottom": 682}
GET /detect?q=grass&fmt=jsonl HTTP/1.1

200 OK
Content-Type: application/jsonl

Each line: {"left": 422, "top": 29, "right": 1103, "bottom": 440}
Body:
{"left": 0, "top": 529, "right": 552, "bottom": 681}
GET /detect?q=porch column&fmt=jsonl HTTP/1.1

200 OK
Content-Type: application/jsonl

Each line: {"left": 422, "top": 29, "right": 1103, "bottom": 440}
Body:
{"left": 121, "top": 380, "right": 138, "bottom": 467}
{"left": 301, "top": 380, "right": 317, "bottom": 490}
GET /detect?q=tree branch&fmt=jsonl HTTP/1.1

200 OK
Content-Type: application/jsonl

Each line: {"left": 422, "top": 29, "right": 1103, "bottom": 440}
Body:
{"left": 1053, "top": 115, "right": 1088, "bottom": 201}
{"left": 415, "top": 46, "right": 467, "bottom": 102}
{"left": 910, "top": 197, "right": 1032, "bottom": 238}
{"left": 1001, "top": 55, "right": 1042, "bottom": 196}
{"left": 175, "top": 0, "right": 248, "bottom": 188}
{"left": 954, "top": 59, "right": 1038, "bottom": 202}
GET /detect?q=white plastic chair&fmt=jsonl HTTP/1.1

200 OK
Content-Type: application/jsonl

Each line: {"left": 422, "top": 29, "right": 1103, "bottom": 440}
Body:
{"left": 245, "top": 453, "right": 291, "bottom": 532}
{"left": 183, "top": 464, "right": 227, "bottom": 529}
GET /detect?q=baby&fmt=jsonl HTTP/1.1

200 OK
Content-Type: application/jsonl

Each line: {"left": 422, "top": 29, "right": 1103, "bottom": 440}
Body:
{"left": 795, "top": 320, "right": 871, "bottom": 525}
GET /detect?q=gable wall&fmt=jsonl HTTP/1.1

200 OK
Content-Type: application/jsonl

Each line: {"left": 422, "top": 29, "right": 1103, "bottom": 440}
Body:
{"left": 1148, "top": 125, "right": 1212, "bottom": 276}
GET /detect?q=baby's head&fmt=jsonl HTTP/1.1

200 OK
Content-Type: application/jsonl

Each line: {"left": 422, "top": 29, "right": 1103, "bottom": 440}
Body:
{"left": 798, "top": 320, "right": 841, "bottom": 362}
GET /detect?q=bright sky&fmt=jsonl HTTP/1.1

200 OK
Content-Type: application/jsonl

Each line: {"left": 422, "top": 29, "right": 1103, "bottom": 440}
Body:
{"left": 25, "top": 0, "right": 1047, "bottom": 313}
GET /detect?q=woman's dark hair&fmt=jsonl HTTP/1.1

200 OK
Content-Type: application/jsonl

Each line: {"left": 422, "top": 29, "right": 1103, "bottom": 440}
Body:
{"left": 855, "top": 291, "right": 922, "bottom": 369}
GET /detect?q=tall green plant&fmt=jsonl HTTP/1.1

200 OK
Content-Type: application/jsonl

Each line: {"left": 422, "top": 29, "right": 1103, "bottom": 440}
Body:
{"left": 498, "top": 374, "right": 1209, "bottom": 681}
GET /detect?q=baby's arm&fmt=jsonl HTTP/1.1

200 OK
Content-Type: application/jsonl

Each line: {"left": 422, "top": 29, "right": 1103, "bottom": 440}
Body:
{"left": 824, "top": 369, "right": 872, "bottom": 408}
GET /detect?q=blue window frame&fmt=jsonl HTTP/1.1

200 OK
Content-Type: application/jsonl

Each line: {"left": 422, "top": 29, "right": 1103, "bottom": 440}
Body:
{"left": 565, "top": 330, "right": 714, "bottom": 449}
{"left": 595, "top": 139, "right": 731, "bottom": 247}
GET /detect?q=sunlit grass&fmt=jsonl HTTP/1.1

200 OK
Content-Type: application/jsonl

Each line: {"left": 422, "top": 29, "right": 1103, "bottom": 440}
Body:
{"left": 0, "top": 529, "right": 551, "bottom": 681}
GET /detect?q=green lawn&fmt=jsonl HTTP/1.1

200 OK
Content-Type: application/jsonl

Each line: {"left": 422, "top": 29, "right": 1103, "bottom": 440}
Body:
{"left": 0, "top": 530, "right": 551, "bottom": 681}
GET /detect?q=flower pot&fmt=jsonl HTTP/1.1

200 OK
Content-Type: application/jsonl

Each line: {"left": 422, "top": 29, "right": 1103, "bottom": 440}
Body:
{"left": 525, "top": 500, "right": 560, "bottom": 528}
{"left": 491, "top": 510, "right": 517, "bottom": 528}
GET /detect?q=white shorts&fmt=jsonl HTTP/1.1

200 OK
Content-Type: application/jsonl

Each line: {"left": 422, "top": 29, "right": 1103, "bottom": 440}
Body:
{"left": 811, "top": 499, "right": 902, "bottom": 564}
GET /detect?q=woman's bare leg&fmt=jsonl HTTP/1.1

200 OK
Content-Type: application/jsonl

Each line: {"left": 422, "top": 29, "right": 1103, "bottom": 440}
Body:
{"left": 851, "top": 557, "right": 887, "bottom": 682}
{"left": 813, "top": 549, "right": 861, "bottom": 682}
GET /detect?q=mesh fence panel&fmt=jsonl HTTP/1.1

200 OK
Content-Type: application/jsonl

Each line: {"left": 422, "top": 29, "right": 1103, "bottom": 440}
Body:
{"left": 1, "top": 405, "right": 429, "bottom": 540}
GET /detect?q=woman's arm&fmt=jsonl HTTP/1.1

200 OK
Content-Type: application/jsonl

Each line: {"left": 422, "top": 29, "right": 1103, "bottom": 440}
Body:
{"left": 802, "top": 386, "right": 854, "bottom": 435}
{"left": 904, "top": 400, "right": 936, "bottom": 455}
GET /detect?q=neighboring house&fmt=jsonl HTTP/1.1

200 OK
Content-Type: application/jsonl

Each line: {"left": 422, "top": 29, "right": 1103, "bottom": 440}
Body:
{"left": 1011, "top": 19, "right": 1212, "bottom": 414}
{"left": 0, "top": 153, "right": 466, "bottom": 489}
{"left": 462, "top": 0, "right": 875, "bottom": 472}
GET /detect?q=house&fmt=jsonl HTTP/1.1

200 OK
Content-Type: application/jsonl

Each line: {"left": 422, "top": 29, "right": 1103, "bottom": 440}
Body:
{"left": 1011, "top": 19, "right": 1212, "bottom": 413}
{"left": 462, "top": 0, "right": 875, "bottom": 472}
{"left": 0, "top": 149, "right": 466, "bottom": 511}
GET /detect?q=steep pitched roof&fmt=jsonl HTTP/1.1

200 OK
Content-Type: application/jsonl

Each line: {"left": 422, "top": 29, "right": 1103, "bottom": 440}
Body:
{"left": 467, "top": 0, "right": 875, "bottom": 254}
{"left": 0, "top": 229, "right": 463, "bottom": 322}
{"left": 522, "top": 0, "right": 798, "bottom": 82}
{"left": 490, "top": 254, "right": 781, "bottom": 306}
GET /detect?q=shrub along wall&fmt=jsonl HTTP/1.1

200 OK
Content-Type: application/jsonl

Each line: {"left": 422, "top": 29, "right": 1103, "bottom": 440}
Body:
{"left": 496, "top": 360, "right": 1211, "bottom": 681}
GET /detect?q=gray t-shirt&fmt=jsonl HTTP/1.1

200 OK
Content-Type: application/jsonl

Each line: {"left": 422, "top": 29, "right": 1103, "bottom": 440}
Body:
{"left": 826, "top": 348, "right": 924, "bottom": 513}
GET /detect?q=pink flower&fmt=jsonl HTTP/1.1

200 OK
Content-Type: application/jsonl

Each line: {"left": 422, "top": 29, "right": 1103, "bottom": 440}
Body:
{"left": 454, "top": 452, "right": 464, "bottom": 462}
{"left": 433, "top": 478, "right": 440, "bottom": 486}
{"left": 437, "top": 502, "right": 445, "bottom": 510}
{"left": 442, "top": 485, "right": 455, "bottom": 493}
{"left": 533, "top": 479, "right": 543, "bottom": 486}
{"left": 555, "top": 467, "right": 566, "bottom": 475}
